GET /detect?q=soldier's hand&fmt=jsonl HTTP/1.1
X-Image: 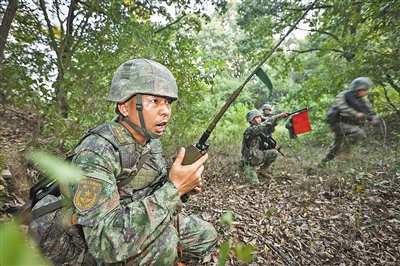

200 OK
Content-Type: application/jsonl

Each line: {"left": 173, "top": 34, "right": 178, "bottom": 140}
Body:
{"left": 277, "top": 112, "right": 291, "bottom": 119}
{"left": 369, "top": 119, "right": 380, "bottom": 126}
{"left": 355, "top": 112, "right": 367, "bottom": 118}
{"left": 169, "top": 147, "right": 208, "bottom": 197}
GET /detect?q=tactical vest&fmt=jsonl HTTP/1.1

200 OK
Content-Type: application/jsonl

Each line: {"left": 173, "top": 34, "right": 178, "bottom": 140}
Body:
{"left": 32, "top": 121, "right": 150, "bottom": 220}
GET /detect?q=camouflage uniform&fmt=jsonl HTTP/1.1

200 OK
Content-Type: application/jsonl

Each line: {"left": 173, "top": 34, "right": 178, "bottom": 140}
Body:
{"left": 28, "top": 59, "right": 217, "bottom": 265}
{"left": 241, "top": 115, "right": 279, "bottom": 184}
{"left": 261, "top": 103, "right": 274, "bottom": 122}
{"left": 284, "top": 116, "right": 297, "bottom": 139}
{"left": 323, "top": 77, "right": 378, "bottom": 163}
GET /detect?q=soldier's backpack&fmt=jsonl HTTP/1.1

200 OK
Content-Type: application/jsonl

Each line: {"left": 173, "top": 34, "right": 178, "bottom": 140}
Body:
{"left": 325, "top": 108, "right": 340, "bottom": 125}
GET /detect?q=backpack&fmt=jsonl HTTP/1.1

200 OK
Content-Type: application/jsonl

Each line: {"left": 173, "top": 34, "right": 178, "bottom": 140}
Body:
{"left": 325, "top": 108, "right": 340, "bottom": 124}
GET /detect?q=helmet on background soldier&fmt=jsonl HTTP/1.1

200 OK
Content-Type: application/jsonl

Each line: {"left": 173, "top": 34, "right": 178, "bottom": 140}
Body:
{"left": 350, "top": 77, "right": 373, "bottom": 91}
{"left": 262, "top": 104, "right": 272, "bottom": 111}
{"left": 108, "top": 58, "right": 178, "bottom": 103}
{"left": 246, "top": 110, "right": 262, "bottom": 122}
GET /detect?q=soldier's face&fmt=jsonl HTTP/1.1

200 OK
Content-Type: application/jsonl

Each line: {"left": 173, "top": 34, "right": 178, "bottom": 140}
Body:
{"left": 123, "top": 94, "right": 172, "bottom": 135}
{"left": 263, "top": 109, "right": 271, "bottom": 114}
{"left": 251, "top": 116, "right": 262, "bottom": 125}
{"left": 356, "top": 89, "right": 368, "bottom": 98}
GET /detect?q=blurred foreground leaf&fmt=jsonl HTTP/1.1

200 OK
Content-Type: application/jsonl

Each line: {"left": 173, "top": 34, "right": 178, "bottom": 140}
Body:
{"left": 219, "top": 211, "right": 233, "bottom": 227}
{"left": 234, "top": 243, "right": 256, "bottom": 262}
{"left": 0, "top": 221, "right": 51, "bottom": 265}
{"left": 28, "top": 150, "right": 82, "bottom": 183}
{"left": 217, "top": 242, "right": 230, "bottom": 266}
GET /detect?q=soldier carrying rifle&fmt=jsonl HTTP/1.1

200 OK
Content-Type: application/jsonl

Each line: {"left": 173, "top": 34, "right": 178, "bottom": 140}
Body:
{"left": 240, "top": 109, "right": 291, "bottom": 185}
{"left": 321, "top": 77, "right": 380, "bottom": 165}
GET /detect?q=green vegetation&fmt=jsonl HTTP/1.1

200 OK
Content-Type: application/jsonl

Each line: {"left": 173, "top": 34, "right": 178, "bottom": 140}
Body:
{"left": 0, "top": 0, "right": 399, "bottom": 264}
{"left": 0, "top": 221, "right": 51, "bottom": 265}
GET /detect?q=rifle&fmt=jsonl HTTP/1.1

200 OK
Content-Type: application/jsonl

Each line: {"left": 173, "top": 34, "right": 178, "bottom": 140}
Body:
{"left": 290, "top": 107, "right": 311, "bottom": 115}
{"left": 1, "top": 176, "right": 60, "bottom": 223}
{"left": 260, "top": 132, "right": 284, "bottom": 156}
{"left": 181, "top": 0, "right": 318, "bottom": 166}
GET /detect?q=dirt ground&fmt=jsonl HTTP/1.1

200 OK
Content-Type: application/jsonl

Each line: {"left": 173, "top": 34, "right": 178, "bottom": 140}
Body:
{"left": 1, "top": 105, "right": 399, "bottom": 265}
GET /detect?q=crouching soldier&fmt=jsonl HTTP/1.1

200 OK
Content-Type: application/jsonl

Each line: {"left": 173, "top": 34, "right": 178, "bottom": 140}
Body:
{"left": 240, "top": 109, "right": 290, "bottom": 184}
{"left": 28, "top": 58, "right": 217, "bottom": 265}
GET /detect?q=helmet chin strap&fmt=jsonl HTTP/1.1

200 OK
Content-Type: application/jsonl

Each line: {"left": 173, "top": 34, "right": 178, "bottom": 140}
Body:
{"left": 117, "top": 94, "right": 162, "bottom": 140}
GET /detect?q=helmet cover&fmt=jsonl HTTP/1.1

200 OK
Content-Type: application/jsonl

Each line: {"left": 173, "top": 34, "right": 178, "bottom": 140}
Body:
{"left": 246, "top": 110, "right": 262, "bottom": 122}
{"left": 262, "top": 104, "right": 272, "bottom": 111}
{"left": 350, "top": 77, "right": 372, "bottom": 91}
{"left": 108, "top": 59, "right": 178, "bottom": 102}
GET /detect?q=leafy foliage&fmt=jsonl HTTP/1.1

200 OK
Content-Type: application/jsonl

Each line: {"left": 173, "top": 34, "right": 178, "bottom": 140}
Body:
{"left": 0, "top": 221, "right": 51, "bottom": 265}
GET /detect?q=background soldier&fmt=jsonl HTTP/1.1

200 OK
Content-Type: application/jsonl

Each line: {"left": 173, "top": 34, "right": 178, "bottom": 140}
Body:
{"left": 241, "top": 109, "right": 290, "bottom": 184}
{"left": 321, "top": 77, "right": 380, "bottom": 164}
{"left": 29, "top": 59, "right": 217, "bottom": 265}
{"left": 261, "top": 103, "right": 273, "bottom": 121}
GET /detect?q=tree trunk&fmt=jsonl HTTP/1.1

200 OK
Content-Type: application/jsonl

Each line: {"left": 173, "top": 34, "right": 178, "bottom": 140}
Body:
{"left": 0, "top": 0, "right": 19, "bottom": 106}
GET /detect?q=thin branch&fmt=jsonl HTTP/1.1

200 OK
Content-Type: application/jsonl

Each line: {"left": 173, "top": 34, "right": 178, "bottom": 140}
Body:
{"left": 291, "top": 48, "right": 344, "bottom": 54}
{"left": 155, "top": 13, "right": 189, "bottom": 34}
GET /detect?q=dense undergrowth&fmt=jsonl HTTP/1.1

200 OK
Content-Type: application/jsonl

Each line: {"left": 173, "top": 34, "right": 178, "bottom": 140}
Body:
{"left": 0, "top": 106, "right": 399, "bottom": 265}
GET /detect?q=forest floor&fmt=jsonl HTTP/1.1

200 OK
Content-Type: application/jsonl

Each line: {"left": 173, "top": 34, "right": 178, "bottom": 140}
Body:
{"left": 1, "top": 105, "right": 399, "bottom": 265}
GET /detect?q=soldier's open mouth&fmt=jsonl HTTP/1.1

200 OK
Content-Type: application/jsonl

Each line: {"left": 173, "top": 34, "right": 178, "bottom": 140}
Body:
{"left": 155, "top": 121, "right": 167, "bottom": 133}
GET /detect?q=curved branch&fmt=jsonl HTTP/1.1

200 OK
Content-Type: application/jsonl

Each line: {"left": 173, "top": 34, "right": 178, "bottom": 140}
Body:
{"left": 309, "top": 28, "right": 340, "bottom": 42}
{"left": 291, "top": 48, "right": 343, "bottom": 54}
{"left": 155, "top": 13, "right": 189, "bottom": 34}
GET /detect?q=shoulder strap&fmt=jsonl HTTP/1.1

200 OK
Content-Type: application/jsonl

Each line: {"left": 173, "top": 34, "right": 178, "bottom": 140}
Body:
{"left": 24, "top": 198, "right": 70, "bottom": 224}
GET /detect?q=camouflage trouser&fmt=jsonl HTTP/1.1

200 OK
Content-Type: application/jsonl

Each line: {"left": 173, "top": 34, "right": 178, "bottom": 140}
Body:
{"left": 29, "top": 196, "right": 217, "bottom": 266}
{"left": 323, "top": 122, "right": 366, "bottom": 162}
{"left": 249, "top": 149, "right": 278, "bottom": 169}
{"left": 122, "top": 211, "right": 217, "bottom": 265}
{"left": 241, "top": 149, "right": 278, "bottom": 184}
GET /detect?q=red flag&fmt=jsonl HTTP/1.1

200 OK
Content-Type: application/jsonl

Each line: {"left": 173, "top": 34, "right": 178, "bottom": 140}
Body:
{"left": 292, "top": 111, "right": 312, "bottom": 135}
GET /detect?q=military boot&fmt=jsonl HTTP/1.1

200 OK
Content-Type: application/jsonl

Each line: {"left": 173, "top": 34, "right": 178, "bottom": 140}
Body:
{"left": 259, "top": 167, "right": 272, "bottom": 178}
{"left": 340, "top": 146, "right": 353, "bottom": 160}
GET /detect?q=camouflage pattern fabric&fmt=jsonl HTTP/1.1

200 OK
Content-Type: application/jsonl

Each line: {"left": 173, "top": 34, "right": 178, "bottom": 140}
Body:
{"left": 241, "top": 116, "right": 279, "bottom": 183}
{"left": 331, "top": 90, "right": 377, "bottom": 120}
{"left": 285, "top": 116, "right": 297, "bottom": 139}
{"left": 261, "top": 115, "right": 278, "bottom": 135}
{"left": 108, "top": 59, "right": 178, "bottom": 103}
{"left": 29, "top": 120, "right": 217, "bottom": 265}
{"left": 323, "top": 122, "right": 366, "bottom": 162}
{"left": 261, "top": 113, "right": 274, "bottom": 122}
{"left": 323, "top": 90, "right": 377, "bottom": 162}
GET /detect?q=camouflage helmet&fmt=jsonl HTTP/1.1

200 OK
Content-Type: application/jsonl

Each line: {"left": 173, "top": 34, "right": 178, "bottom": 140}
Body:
{"left": 108, "top": 59, "right": 178, "bottom": 103}
{"left": 246, "top": 110, "right": 262, "bottom": 122}
{"left": 262, "top": 103, "right": 272, "bottom": 111}
{"left": 350, "top": 77, "right": 372, "bottom": 91}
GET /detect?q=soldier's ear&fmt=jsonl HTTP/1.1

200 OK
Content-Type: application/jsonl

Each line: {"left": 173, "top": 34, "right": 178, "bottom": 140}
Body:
{"left": 117, "top": 102, "right": 129, "bottom": 116}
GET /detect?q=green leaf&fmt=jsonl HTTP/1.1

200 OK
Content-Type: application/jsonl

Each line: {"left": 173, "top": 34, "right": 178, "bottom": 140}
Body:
{"left": 63, "top": 72, "right": 71, "bottom": 79}
{"left": 27, "top": 150, "right": 82, "bottom": 183}
{"left": 0, "top": 221, "right": 52, "bottom": 265}
{"left": 220, "top": 211, "right": 233, "bottom": 227}
{"left": 217, "top": 242, "right": 230, "bottom": 266}
{"left": 234, "top": 244, "right": 256, "bottom": 262}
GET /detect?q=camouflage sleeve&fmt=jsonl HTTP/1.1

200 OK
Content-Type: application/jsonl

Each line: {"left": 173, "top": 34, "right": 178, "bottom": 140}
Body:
{"left": 360, "top": 97, "right": 378, "bottom": 121}
{"left": 332, "top": 90, "right": 358, "bottom": 117}
{"left": 244, "top": 115, "right": 277, "bottom": 137}
{"left": 262, "top": 115, "right": 278, "bottom": 127}
{"left": 71, "top": 137, "right": 181, "bottom": 263}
